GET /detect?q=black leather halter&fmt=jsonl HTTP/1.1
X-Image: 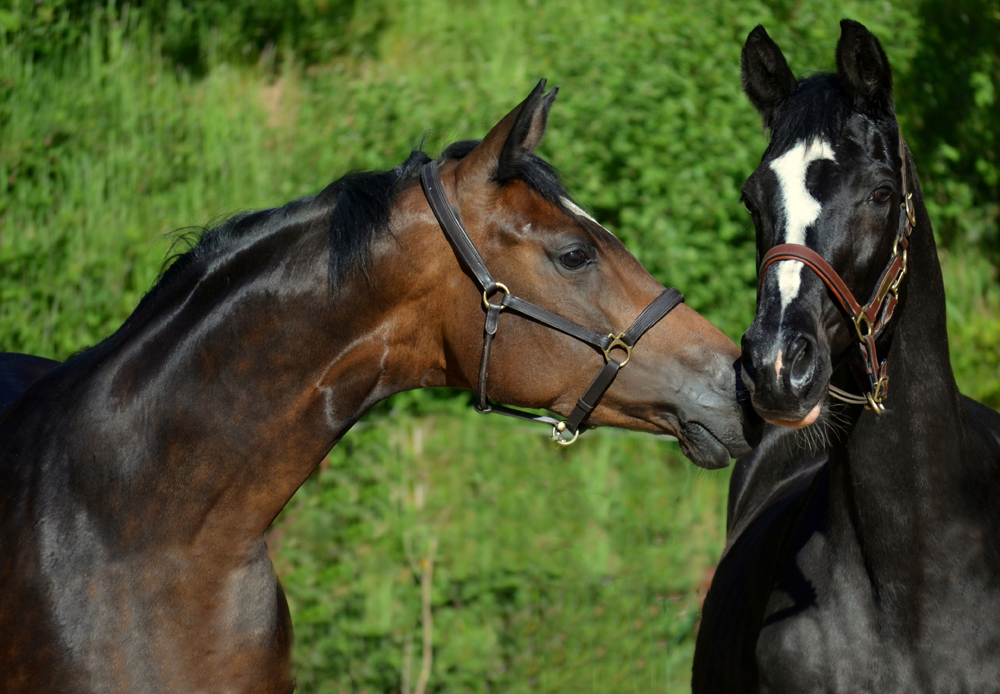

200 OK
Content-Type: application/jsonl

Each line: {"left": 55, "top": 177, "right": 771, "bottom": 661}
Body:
{"left": 757, "top": 134, "right": 916, "bottom": 414}
{"left": 420, "top": 160, "right": 683, "bottom": 445}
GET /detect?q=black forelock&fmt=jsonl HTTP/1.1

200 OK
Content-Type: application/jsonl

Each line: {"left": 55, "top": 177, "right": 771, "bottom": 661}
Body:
{"left": 768, "top": 75, "right": 850, "bottom": 154}
{"left": 443, "top": 138, "right": 571, "bottom": 208}
{"left": 767, "top": 74, "right": 896, "bottom": 157}
{"left": 496, "top": 152, "right": 569, "bottom": 208}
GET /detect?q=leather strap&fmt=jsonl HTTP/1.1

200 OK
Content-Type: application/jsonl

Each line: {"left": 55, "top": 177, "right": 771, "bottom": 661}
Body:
{"left": 760, "top": 244, "right": 862, "bottom": 316}
{"left": 623, "top": 287, "right": 685, "bottom": 345}
{"left": 563, "top": 288, "right": 684, "bottom": 433}
{"left": 419, "top": 160, "right": 683, "bottom": 443}
{"left": 421, "top": 160, "right": 497, "bottom": 295}
{"left": 503, "top": 295, "right": 612, "bottom": 351}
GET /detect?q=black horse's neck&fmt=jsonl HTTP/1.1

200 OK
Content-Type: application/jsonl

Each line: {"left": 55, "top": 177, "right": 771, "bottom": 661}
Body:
{"left": 826, "top": 171, "right": 975, "bottom": 625}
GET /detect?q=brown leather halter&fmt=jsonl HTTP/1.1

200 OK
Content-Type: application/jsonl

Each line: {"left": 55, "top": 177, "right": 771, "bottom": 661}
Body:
{"left": 757, "top": 135, "right": 916, "bottom": 414}
{"left": 420, "top": 160, "right": 683, "bottom": 445}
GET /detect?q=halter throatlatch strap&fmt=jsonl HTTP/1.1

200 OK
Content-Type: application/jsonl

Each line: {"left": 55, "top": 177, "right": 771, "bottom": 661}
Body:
{"left": 420, "top": 160, "right": 683, "bottom": 445}
{"left": 757, "top": 134, "right": 916, "bottom": 414}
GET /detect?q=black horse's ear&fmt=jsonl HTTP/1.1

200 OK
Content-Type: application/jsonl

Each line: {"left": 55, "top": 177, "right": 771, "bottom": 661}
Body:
{"left": 457, "top": 79, "right": 558, "bottom": 183}
{"left": 741, "top": 25, "right": 797, "bottom": 129}
{"left": 836, "top": 19, "right": 894, "bottom": 117}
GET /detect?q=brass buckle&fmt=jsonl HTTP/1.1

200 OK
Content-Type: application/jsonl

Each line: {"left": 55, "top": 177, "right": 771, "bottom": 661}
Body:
{"left": 853, "top": 313, "right": 873, "bottom": 341}
{"left": 602, "top": 332, "right": 632, "bottom": 367}
{"left": 482, "top": 282, "right": 510, "bottom": 310}
{"left": 889, "top": 249, "right": 908, "bottom": 296}
{"left": 904, "top": 192, "right": 916, "bottom": 229}
{"left": 552, "top": 421, "right": 580, "bottom": 446}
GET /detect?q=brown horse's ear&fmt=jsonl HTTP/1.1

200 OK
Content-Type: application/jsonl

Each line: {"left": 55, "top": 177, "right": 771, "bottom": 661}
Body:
{"left": 836, "top": 19, "right": 894, "bottom": 118}
{"left": 741, "top": 25, "right": 796, "bottom": 130}
{"left": 456, "top": 79, "right": 559, "bottom": 183}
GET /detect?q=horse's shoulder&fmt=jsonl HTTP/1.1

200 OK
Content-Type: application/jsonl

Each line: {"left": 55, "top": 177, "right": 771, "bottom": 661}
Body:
{"left": 693, "top": 429, "right": 827, "bottom": 693}
{"left": 0, "top": 352, "right": 60, "bottom": 415}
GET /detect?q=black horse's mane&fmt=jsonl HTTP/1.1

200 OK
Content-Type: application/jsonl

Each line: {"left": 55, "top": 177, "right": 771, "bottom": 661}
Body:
{"left": 147, "top": 139, "right": 569, "bottom": 307}
{"left": 767, "top": 74, "right": 896, "bottom": 155}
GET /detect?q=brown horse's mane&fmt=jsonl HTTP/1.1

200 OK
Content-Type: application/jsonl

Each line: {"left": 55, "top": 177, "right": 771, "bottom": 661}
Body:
{"left": 146, "top": 140, "right": 573, "bottom": 307}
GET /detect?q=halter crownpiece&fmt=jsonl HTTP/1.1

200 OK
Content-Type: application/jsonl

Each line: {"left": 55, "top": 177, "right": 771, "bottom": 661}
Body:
{"left": 420, "top": 160, "right": 683, "bottom": 445}
{"left": 757, "top": 133, "right": 915, "bottom": 414}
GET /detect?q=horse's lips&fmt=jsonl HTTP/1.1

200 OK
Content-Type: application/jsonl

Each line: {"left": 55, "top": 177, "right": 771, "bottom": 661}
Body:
{"left": 678, "top": 422, "right": 732, "bottom": 470}
{"left": 765, "top": 403, "right": 821, "bottom": 429}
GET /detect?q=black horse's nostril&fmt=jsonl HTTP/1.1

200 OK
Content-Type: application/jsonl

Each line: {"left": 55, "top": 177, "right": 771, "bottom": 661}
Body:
{"left": 787, "top": 335, "right": 816, "bottom": 394}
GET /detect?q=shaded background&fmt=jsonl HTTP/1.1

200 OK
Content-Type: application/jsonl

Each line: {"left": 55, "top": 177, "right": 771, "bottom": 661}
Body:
{"left": 1, "top": 0, "right": 997, "bottom": 691}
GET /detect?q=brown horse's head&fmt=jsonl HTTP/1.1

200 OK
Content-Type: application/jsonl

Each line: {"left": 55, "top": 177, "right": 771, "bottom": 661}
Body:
{"left": 386, "top": 81, "right": 760, "bottom": 468}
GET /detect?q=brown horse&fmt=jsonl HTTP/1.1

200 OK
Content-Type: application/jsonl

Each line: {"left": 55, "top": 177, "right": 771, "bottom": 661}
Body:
{"left": 0, "top": 81, "right": 757, "bottom": 692}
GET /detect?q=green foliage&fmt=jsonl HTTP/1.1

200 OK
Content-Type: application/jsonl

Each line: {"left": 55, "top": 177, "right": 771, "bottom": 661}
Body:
{"left": 1, "top": 1, "right": 1000, "bottom": 692}
{"left": 274, "top": 412, "right": 728, "bottom": 693}
{"left": 899, "top": 0, "right": 999, "bottom": 257}
{"left": 0, "top": 0, "right": 367, "bottom": 72}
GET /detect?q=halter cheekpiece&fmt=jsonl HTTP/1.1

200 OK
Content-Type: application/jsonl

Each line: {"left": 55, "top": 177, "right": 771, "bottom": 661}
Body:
{"left": 757, "top": 134, "right": 916, "bottom": 414}
{"left": 420, "top": 160, "right": 683, "bottom": 445}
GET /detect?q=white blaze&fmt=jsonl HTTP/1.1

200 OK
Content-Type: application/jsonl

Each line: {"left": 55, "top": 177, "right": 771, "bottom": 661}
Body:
{"left": 769, "top": 140, "right": 835, "bottom": 309}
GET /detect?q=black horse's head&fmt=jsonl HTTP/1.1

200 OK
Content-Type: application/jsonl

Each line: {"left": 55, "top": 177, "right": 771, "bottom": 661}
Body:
{"left": 739, "top": 20, "right": 908, "bottom": 427}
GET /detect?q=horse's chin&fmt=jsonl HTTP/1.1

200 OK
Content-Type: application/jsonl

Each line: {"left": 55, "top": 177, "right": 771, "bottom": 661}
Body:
{"left": 678, "top": 422, "right": 732, "bottom": 470}
{"left": 764, "top": 403, "right": 821, "bottom": 429}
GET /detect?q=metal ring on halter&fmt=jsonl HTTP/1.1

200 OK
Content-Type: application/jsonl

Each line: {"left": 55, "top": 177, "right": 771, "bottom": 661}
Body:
{"left": 853, "top": 313, "right": 873, "bottom": 340}
{"left": 866, "top": 391, "right": 887, "bottom": 414}
{"left": 482, "top": 283, "right": 510, "bottom": 310}
{"left": 602, "top": 332, "right": 632, "bottom": 367}
{"left": 552, "top": 421, "right": 580, "bottom": 446}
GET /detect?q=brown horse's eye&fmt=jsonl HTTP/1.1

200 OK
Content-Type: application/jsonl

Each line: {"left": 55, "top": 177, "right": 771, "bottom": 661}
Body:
{"left": 872, "top": 186, "right": 892, "bottom": 204}
{"left": 560, "top": 250, "right": 588, "bottom": 269}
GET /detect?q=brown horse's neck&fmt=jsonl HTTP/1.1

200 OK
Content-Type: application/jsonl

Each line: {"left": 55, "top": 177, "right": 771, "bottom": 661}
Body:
{"left": 86, "top": 209, "right": 449, "bottom": 555}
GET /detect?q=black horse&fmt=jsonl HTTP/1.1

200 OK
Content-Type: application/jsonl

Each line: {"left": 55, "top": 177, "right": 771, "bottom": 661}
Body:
{"left": 0, "top": 353, "right": 59, "bottom": 412}
{"left": 0, "top": 81, "right": 758, "bottom": 692}
{"left": 694, "top": 21, "right": 1000, "bottom": 692}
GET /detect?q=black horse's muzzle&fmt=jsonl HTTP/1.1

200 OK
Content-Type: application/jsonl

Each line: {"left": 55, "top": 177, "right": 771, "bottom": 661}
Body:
{"left": 741, "top": 281, "right": 833, "bottom": 426}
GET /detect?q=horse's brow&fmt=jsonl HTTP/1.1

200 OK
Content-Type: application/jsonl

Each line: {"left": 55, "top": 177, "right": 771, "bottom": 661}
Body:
{"left": 559, "top": 197, "right": 617, "bottom": 239}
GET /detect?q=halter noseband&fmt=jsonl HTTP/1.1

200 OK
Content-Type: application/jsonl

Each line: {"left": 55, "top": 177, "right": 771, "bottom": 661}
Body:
{"left": 420, "top": 160, "right": 683, "bottom": 445}
{"left": 757, "top": 134, "right": 916, "bottom": 414}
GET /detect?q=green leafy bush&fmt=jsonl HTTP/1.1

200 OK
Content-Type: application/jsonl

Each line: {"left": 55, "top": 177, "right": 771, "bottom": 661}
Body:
{"left": 900, "top": 0, "right": 999, "bottom": 257}
{"left": 0, "top": 0, "right": 367, "bottom": 71}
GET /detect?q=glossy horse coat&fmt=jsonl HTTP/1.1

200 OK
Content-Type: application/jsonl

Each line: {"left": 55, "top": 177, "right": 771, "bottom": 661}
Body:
{"left": 694, "top": 22, "right": 1000, "bottom": 693}
{"left": 0, "top": 82, "right": 756, "bottom": 693}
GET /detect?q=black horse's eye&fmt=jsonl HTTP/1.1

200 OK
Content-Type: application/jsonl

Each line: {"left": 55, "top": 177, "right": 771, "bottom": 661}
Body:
{"left": 560, "top": 249, "right": 589, "bottom": 269}
{"left": 872, "top": 186, "right": 892, "bottom": 204}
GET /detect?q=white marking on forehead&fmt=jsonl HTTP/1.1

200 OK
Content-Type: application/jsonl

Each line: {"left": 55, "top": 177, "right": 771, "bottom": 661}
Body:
{"left": 769, "top": 139, "right": 835, "bottom": 309}
{"left": 560, "top": 197, "right": 616, "bottom": 238}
